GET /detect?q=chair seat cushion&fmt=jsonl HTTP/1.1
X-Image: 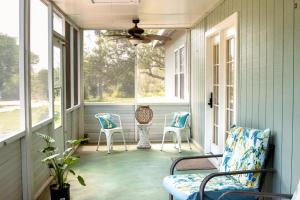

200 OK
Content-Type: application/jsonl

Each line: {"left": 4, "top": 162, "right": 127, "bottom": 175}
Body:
{"left": 163, "top": 173, "right": 258, "bottom": 200}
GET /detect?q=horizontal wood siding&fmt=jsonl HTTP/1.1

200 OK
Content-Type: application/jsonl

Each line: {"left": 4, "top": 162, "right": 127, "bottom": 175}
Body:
{"left": 84, "top": 104, "right": 136, "bottom": 142}
{"left": 32, "top": 124, "right": 52, "bottom": 196}
{"left": 0, "top": 141, "right": 22, "bottom": 200}
{"left": 190, "top": 0, "right": 298, "bottom": 193}
{"left": 84, "top": 104, "right": 189, "bottom": 143}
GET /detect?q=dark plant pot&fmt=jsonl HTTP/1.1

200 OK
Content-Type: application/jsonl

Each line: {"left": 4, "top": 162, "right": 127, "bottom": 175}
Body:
{"left": 50, "top": 184, "right": 70, "bottom": 200}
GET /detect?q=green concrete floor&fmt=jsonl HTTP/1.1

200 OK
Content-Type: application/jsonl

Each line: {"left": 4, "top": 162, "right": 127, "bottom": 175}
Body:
{"left": 69, "top": 143, "right": 201, "bottom": 200}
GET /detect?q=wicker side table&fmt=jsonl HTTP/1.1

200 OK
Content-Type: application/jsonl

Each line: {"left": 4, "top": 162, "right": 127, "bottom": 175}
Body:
{"left": 137, "top": 122, "right": 152, "bottom": 149}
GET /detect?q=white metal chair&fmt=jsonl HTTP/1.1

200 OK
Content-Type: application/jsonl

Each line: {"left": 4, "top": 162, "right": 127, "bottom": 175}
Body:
{"left": 161, "top": 112, "right": 192, "bottom": 153}
{"left": 95, "top": 113, "right": 127, "bottom": 154}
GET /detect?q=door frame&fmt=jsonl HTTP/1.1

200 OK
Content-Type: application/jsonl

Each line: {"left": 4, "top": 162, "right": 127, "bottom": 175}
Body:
{"left": 53, "top": 36, "right": 66, "bottom": 151}
{"left": 204, "top": 12, "right": 239, "bottom": 156}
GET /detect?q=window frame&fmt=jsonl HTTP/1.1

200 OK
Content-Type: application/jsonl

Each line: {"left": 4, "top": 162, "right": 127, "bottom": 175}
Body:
{"left": 65, "top": 25, "right": 81, "bottom": 112}
{"left": 0, "top": 0, "right": 26, "bottom": 144}
{"left": 174, "top": 45, "right": 186, "bottom": 100}
{"left": 30, "top": 0, "right": 53, "bottom": 128}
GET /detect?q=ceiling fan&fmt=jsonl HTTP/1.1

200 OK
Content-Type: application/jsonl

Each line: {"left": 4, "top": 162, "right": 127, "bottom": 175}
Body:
{"left": 105, "top": 19, "right": 171, "bottom": 46}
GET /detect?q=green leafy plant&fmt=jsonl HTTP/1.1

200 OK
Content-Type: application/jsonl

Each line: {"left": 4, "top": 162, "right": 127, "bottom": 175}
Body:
{"left": 36, "top": 133, "right": 88, "bottom": 189}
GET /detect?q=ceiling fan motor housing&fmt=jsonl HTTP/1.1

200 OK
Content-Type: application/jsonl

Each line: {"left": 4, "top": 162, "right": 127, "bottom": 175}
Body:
{"left": 128, "top": 19, "right": 144, "bottom": 36}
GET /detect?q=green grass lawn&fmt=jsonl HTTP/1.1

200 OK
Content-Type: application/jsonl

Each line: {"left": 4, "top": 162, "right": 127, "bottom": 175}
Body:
{"left": 0, "top": 105, "right": 50, "bottom": 134}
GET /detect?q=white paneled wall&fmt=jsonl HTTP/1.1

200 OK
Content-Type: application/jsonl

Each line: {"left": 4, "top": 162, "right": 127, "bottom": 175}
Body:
{"left": 0, "top": 141, "right": 22, "bottom": 200}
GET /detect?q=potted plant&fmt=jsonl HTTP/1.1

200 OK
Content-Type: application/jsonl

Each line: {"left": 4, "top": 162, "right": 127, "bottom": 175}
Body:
{"left": 36, "top": 133, "right": 88, "bottom": 200}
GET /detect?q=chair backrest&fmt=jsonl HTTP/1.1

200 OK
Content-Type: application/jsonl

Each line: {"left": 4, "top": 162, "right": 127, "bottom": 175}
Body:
{"left": 95, "top": 113, "right": 120, "bottom": 129}
{"left": 169, "top": 112, "right": 190, "bottom": 129}
{"left": 219, "top": 126, "right": 271, "bottom": 189}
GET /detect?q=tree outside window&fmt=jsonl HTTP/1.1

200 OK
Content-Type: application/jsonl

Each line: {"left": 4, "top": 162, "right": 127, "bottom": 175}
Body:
{"left": 83, "top": 30, "right": 166, "bottom": 103}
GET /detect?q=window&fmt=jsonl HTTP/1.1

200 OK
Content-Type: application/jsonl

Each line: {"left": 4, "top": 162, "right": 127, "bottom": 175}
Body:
{"left": 174, "top": 46, "right": 185, "bottom": 99}
{"left": 83, "top": 30, "right": 135, "bottom": 103}
{"left": 0, "top": 0, "right": 23, "bottom": 134}
{"left": 65, "top": 24, "right": 80, "bottom": 108}
{"left": 53, "top": 12, "right": 64, "bottom": 36}
{"left": 30, "top": 0, "right": 50, "bottom": 126}
{"left": 73, "top": 29, "right": 79, "bottom": 105}
{"left": 65, "top": 22, "right": 71, "bottom": 109}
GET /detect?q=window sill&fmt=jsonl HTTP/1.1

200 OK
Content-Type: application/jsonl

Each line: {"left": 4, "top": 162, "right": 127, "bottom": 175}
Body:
{"left": 66, "top": 104, "right": 81, "bottom": 113}
{"left": 31, "top": 118, "right": 53, "bottom": 132}
{"left": 0, "top": 130, "right": 26, "bottom": 148}
{"left": 84, "top": 102, "right": 135, "bottom": 106}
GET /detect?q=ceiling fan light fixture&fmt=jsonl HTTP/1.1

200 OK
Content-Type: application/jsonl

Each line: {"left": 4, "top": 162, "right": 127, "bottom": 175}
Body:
{"left": 128, "top": 37, "right": 143, "bottom": 46}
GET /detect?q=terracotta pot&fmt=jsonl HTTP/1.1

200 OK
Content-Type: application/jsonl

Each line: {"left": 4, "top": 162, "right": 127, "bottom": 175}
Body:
{"left": 50, "top": 184, "right": 70, "bottom": 200}
{"left": 135, "top": 105, "right": 153, "bottom": 124}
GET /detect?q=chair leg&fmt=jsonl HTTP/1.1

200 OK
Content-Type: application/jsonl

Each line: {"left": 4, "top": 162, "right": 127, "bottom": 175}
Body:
{"left": 106, "top": 133, "right": 111, "bottom": 154}
{"left": 121, "top": 131, "right": 127, "bottom": 151}
{"left": 186, "top": 131, "right": 192, "bottom": 150}
{"left": 161, "top": 131, "right": 166, "bottom": 151}
{"left": 176, "top": 132, "right": 182, "bottom": 153}
{"left": 96, "top": 130, "right": 102, "bottom": 151}
{"left": 173, "top": 133, "right": 177, "bottom": 148}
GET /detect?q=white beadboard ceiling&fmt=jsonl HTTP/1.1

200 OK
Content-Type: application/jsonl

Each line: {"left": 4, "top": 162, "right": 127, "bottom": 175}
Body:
{"left": 52, "top": 0, "right": 221, "bottom": 29}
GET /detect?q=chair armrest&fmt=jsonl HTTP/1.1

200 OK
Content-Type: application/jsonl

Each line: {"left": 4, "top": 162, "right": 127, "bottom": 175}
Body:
{"left": 199, "top": 168, "right": 275, "bottom": 200}
{"left": 170, "top": 154, "right": 223, "bottom": 175}
{"left": 217, "top": 190, "right": 293, "bottom": 200}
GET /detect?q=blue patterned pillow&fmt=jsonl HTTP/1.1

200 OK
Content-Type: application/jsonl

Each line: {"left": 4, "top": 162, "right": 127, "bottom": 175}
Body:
{"left": 170, "top": 112, "right": 189, "bottom": 128}
{"left": 219, "top": 126, "right": 271, "bottom": 188}
{"left": 97, "top": 114, "right": 117, "bottom": 129}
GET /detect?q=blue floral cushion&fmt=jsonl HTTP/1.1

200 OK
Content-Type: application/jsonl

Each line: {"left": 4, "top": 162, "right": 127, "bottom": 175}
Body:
{"left": 219, "top": 126, "right": 271, "bottom": 188}
{"left": 170, "top": 112, "right": 190, "bottom": 128}
{"left": 97, "top": 114, "right": 117, "bottom": 129}
{"left": 163, "top": 173, "right": 252, "bottom": 200}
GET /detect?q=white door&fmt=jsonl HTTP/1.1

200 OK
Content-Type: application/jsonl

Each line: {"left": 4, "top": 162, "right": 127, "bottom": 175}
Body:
{"left": 53, "top": 39, "right": 65, "bottom": 152}
{"left": 205, "top": 14, "right": 237, "bottom": 155}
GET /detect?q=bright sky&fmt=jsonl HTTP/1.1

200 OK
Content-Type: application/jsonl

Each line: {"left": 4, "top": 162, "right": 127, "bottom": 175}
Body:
{"left": 0, "top": 0, "right": 50, "bottom": 71}
{"left": 84, "top": 30, "right": 98, "bottom": 54}
{"left": 30, "top": 0, "right": 49, "bottom": 71}
{"left": 0, "top": 0, "right": 19, "bottom": 38}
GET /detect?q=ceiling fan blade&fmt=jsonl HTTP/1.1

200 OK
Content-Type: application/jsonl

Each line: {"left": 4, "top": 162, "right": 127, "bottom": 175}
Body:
{"left": 104, "top": 34, "right": 130, "bottom": 38}
{"left": 144, "top": 34, "right": 171, "bottom": 41}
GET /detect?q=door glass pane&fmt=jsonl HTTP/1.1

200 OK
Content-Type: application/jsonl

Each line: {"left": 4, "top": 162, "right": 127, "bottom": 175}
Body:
{"left": 225, "top": 38, "right": 235, "bottom": 132}
{"left": 53, "top": 46, "right": 62, "bottom": 128}
{"left": 213, "top": 126, "right": 218, "bottom": 145}
{"left": 212, "top": 44, "right": 219, "bottom": 145}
